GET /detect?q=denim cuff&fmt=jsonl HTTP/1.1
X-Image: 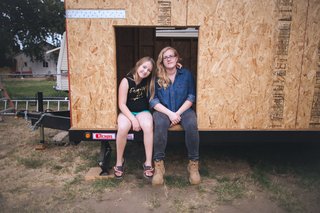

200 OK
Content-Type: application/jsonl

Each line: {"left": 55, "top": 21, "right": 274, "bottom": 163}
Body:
{"left": 149, "top": 98, "right": 160, "bottom": 109}
{"left": 189, "top": 157, "right": 199, "bottom": 161}
{"left": 187, "top": 94, "right": 196, "bottom": 103}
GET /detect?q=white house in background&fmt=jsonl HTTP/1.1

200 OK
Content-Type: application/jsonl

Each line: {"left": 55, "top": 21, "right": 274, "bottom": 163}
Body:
{"left": 55, "top": 32, "right": 69, "bottom": 91}
{"left": 45, "top": 32, "right": 69, "bottom": 91}
{"left": 13, "top": 46, "right": 57, "bottom": 76}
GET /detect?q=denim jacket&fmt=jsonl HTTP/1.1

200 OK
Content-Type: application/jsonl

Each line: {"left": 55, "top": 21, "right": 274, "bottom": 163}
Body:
{"left": 150, "top": 68, "right": 196, "bottom": 112}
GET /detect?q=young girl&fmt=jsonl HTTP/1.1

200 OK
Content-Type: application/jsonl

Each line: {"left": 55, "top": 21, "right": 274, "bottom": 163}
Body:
{"left": 114, "top": 56, "right": 155, "bottom": 179}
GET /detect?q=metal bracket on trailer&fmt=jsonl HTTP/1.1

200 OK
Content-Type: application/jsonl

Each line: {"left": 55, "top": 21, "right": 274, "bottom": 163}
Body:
{"left": 98, "top": 141, "right": 112, "bottom": 175}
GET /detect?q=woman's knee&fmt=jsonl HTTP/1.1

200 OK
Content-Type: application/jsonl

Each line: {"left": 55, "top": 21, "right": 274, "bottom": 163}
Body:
{"left": 181, "top": 110, "right": 198, "bottom": 130}
{"left": 153, "top": 112, "right": 170, "bottom": 128}
{"left": 184, "top": 122, "right": 198, "bottom": 132}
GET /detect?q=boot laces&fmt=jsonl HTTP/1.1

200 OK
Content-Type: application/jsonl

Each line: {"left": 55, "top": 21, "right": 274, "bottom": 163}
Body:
{"left": 189, "top": 161, "right": 198, "bottom": 171}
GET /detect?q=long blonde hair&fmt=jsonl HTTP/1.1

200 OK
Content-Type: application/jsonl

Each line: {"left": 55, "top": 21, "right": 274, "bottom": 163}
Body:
{"left": 149, "top": 47, "right": 180, "bottom": 100}
{"left": 127, "top": 56, "right": 155, "bottom": 95}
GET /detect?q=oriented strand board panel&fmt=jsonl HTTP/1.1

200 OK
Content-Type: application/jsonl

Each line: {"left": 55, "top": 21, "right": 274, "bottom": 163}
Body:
{"left": 66, "top": 0, "right": 320, "bottom": 130}
{"left": 296, "top": 0, "right": 320, "bottom": 129}
{"left": 67, "top": 19, "right": 118, "bottom": 128}
{"left": 280, "top": 0, "right": 308, "bottom": 129}
{"left": 189, "top": 0, "right": 320, "bottom": 129}
{"left": 189, "top": 0, "right": 277, "bottom": 129}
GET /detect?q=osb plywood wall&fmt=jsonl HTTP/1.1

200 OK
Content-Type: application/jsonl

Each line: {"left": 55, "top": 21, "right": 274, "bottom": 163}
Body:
{"left": 66, "top": 0, "right": 320, "bottom": 130}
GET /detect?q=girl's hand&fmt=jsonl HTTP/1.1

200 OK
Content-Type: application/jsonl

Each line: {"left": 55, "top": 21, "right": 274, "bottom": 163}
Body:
{"left": 131, "top": 118, "right": 141, "bottom": 131}
{"left": 176, "top": 63, "right": 182, "bottom": 69}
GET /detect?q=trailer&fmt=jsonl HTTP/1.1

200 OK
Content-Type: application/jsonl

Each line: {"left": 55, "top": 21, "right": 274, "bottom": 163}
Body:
{"left": 20, "top": 0, "right": 320, "bottom": 176}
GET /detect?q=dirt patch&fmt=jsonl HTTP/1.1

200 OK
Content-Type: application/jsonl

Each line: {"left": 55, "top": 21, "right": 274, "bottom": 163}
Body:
{"left": 0, "top": 116, "right": 319, "bottom": 212}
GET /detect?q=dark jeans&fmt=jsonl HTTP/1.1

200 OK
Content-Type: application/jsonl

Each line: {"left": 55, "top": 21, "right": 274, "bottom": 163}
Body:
{"left": 153, "top": 110, "right": 200, "bottom": 161}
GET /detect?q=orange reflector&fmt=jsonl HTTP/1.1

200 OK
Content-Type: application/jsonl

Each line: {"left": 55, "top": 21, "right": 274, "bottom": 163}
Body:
{"left": 85, "top": 133, "right": 91, "bottom": 139}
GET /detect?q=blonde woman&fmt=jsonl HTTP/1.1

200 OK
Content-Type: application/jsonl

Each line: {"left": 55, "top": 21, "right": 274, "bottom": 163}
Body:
{"left": 149, "top": 47, "right": 200, "bottom": 185}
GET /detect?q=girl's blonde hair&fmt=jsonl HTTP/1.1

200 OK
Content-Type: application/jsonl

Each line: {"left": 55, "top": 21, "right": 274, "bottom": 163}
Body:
{"left": 149, "top": 47, "right": 180, "bottom": 100}
{"left": 127, "top": 56, "right": 155, "bottom": 96}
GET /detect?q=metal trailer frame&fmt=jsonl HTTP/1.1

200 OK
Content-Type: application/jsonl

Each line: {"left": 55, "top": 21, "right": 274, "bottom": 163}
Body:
{"left": 16, "top": 92, "right": 114, "bottom": 176}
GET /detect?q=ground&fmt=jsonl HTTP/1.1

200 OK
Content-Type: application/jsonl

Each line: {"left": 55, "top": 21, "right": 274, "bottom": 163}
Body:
{"left": 0, "top": 116, "right": 319, "bottom": 213}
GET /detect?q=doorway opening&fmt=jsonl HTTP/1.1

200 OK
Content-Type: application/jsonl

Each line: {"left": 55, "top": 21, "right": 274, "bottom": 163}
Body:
{"left": 115, "top": 26, "right": 199, "bottom": 111}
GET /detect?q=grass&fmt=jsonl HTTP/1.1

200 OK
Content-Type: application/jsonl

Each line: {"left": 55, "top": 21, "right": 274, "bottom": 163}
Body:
{"left": 165, "top": 175, "right": 189, "bottom": 188}
{"left": 252, "top": 166, "right": 304, "bottom": 212}
{"left": 270, "top": 186, "right": 304, "bottom": 212}
{"left": 251, "top": 167, "right": 272, "bottom": 189}
{"left": 172, "top": 198, "right": 188, "bottom": 212}
{"left": 52, "top": 164, "right": 63, "bottom": 171}
{"left": 214, "top": 176, "right": 246, "bottom": 203}
{"left": 91, "top": 179, "right": 120, "bottom": 192}
{"left": 66, "top": 175, "right": 83, "bottom": 186}
{"left": 63, "top": 175, "right": 84, "bottom": 200}
{"left": 147, "top": 194, "right": 161, "bottom": 209}
{"left": 199, "top": 143, "right": 320, "bottom": 211}
{"left": 2, "top": 78, "right": 68, "bottom": 98}
{"left": 252, "top": 163, "right": 305, "bottom": 212}
{"left": 17, "top": 155, "right": 45, "bottom": 169}
{"left": 299, "top": 173, "right": 320, "bottom": 190}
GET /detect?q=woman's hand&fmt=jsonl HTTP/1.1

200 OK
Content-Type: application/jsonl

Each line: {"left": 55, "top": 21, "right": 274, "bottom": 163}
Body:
{"left": 131, "top": 117, "right": 141, "bottom": 131}
{"left": 168, "top": 112, "right": 181, "bottom": 126}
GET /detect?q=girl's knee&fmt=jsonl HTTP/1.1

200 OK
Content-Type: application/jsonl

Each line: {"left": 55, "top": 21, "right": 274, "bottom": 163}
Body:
{"left": 141, "top": 123, "right": 153, "bottom": 132}
{"left": 117, "top": 124, "right": 130, "bottom": 135}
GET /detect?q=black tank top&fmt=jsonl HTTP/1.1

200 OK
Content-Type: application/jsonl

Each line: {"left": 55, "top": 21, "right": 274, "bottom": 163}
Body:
{"left": 125, "top": 75, "right": 149, "bottom": 112}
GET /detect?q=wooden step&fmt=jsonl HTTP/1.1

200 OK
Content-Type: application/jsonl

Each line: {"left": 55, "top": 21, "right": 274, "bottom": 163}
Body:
{"left": 168, "top": 124, "right": 183, "bottom": 131}
{"left": 85, "top": 167, "right": 114, "bottom": 181}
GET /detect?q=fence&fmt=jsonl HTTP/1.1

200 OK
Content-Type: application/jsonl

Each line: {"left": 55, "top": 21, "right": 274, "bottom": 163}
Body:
{"left": 1, "top": 98, "right": 70, "bottom": 115}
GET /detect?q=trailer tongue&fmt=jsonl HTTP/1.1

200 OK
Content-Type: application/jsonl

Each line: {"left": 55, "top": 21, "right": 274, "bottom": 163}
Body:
{"left": 16, "top": 92, "right": 116, "bottom": 176}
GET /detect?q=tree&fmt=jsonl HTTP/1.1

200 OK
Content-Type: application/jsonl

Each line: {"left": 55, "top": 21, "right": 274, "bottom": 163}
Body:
{"left": 0, "top": 0, "right": 65, "bottom": 66}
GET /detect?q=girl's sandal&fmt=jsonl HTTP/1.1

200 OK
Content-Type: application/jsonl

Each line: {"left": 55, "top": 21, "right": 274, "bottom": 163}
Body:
{"left": 143, "top": 164, "right": 154, "bottom": 179}
{"left": 113, "top": 159, "right": 125, "bottom": 179}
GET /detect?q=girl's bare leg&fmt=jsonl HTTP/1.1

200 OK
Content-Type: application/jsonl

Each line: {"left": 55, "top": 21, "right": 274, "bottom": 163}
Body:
{"left": 115, "top": 113, "right": 131, "bottom": 166}
{"left": 136, "top": 111, "right": 153, "bottom": 167}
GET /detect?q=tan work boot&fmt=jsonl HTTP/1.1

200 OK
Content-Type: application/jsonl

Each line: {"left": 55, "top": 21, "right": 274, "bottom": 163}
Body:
{"left": 152, "top": 160, "right": 165, "bottom": 185}
{"left": 188, "top": 160, "right": 201, "bottom": 185}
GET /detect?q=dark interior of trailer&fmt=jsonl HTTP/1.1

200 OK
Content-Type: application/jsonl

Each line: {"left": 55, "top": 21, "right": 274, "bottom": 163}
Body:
{"left": 115, "top": 27, "right": 199, "bottom": 86}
